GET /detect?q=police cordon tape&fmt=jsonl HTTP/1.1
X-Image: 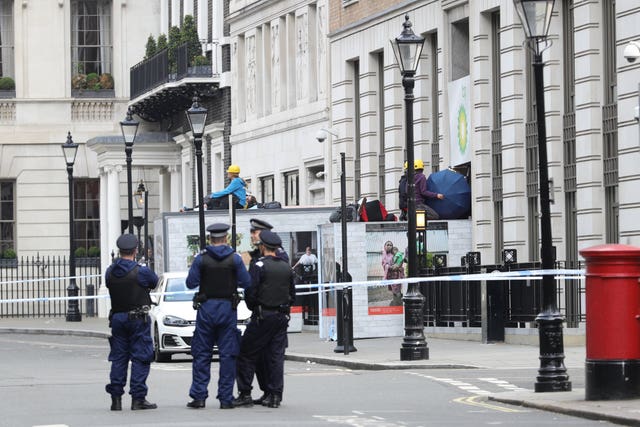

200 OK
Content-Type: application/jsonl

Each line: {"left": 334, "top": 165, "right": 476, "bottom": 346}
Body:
{"left": 0, "top": 268, "right": 585, "bottom": 304}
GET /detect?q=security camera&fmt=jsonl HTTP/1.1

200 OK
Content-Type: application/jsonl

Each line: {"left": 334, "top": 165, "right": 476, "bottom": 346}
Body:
{"left": 315, "top": 129, "right": 327, "bottom": 143}
{"left": 623, "top": 41, "right": 640, "bottom": 64}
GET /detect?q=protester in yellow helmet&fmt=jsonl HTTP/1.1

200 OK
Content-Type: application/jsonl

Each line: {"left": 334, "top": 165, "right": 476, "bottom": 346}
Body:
{"left": 207, "top": 164, "right": 247, "bottom": 209}
{"left": 398, "top": 159, "right": 444, "bottom": 220}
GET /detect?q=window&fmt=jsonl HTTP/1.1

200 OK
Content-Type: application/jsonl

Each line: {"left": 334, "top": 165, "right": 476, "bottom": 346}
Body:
{"left": 260, "top": 175, "right": 274, "bottom": 203}
{"left": 73, "top": 179, "right": 100, "bottom": 252}
{"left": 0, "top": 0, "right": 14, "bottom": 79}
{"left": 284, "top": 171, "right": 299, "bottom": 206}
{"left": 0, "top": 181, "right": 15, "bottom": 253}
{"left": 71, "top": 1, "right": 112, "bottom": 77}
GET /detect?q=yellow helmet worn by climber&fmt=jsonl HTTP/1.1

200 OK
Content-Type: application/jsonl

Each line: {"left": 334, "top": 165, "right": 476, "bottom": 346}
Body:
{"left": 227, "top": 164, "right": 240, "bottom": 174}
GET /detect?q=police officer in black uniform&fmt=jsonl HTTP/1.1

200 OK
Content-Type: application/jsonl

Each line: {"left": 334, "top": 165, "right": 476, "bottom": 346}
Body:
{"left": 246, "top": 218, "right": 290, "bottom": 405}
{"left": 186, "top": 223, "right": 251, "bottom": 409}
{"left": 233, "top": 230, "right": 295, "bottom": 408}
{"left": 105, "top": 233, "right": 158, "bottom": 411}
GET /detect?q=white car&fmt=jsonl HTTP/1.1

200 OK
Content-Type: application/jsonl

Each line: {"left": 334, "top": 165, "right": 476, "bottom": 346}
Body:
{"left": 149, "top": 271, "right": 252, "bottom": 362}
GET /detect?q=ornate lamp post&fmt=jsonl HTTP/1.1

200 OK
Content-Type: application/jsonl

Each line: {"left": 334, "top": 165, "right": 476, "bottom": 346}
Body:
{"left": 61, "top": 132, "right": 81, "bottom": 322}
{"left": 135, "top": 180, "right": 149, "bottom": 264}
{"left": 120, "top": 108, "right": 139, "bottom": 234}
{"left": 391, "top": 15, "right": 428, "bottom": 361}
{"left": 513, "top": 0, "right": 571, "bottom": 392}
{"left": 186, "top": 96, "right": 209, "bottom": 249}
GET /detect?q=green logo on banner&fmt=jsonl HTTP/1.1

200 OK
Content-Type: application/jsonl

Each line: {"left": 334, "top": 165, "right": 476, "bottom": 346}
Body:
{"left": 457, "top": 105, "right": 468, "bottom": 154}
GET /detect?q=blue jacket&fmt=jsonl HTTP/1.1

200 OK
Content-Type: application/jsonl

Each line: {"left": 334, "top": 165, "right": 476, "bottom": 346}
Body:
{"left": 211, "top": 177, "right": 247, "bottom": 207}
{"left": 105, "top": 258, "right": 158, "bottom": 290}
{"left": 186, "top": 244, "right": 251, "bottom": 290}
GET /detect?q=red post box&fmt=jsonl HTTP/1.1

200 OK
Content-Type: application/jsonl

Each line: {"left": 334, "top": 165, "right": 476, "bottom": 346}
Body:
{"left": 580, "top": 244, "right": 640, "bottom": 400}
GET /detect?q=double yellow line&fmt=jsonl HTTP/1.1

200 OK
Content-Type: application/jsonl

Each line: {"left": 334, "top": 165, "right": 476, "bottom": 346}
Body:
{"left": 453, "top": 395, "right": 525, "bottom": 413}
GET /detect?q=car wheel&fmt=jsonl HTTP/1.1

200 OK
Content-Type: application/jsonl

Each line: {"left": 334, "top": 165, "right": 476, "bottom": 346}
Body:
{"left": 154, "top": 326, "right": 171, "bottom": 363}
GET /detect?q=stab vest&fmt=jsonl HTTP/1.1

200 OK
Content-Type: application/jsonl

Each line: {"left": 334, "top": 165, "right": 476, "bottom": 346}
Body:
{"left": 199, "top": 252, "right": 237, "bottom": 299}
{"left": 108, "top": 266, "right": 151, "bottom": 312}
{"left": 257, "top": 257, "right": 293, "bottom": 308}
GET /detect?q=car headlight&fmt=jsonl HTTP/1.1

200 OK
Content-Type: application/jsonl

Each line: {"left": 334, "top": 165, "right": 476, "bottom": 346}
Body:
{"left": 163, "top": 315, "right": 190, "bottom": 327}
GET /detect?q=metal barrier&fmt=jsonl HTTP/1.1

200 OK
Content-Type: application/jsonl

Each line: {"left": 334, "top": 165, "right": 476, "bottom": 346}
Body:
{"left": 0, "top": 254, "right": 101, "bottom": 318}
{"left": 419, "top": 260, "right": 584, "bottom": 330}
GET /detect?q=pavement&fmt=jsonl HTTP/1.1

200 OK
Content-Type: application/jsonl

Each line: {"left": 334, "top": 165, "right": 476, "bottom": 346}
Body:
{"left": 1, "top": 317, "right": 639, "bottom": 426}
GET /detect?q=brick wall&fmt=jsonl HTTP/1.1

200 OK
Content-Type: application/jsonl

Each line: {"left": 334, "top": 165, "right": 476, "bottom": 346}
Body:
{"left": 329, "top": 0, "right": 402, "bottom": 33}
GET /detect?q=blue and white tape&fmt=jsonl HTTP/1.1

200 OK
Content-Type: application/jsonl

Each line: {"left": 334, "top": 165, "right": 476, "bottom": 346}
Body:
{"left": 0, "top": 268, "right": 585, "bottom": 304}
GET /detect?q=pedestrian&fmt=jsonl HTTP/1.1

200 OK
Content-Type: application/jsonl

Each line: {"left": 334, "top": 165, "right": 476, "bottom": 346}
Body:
{"left": 186, "top": 223, "right": 251, "bottom": 410}
{"left": 293, "top": 246, "right": 318, "bottom": 269}
{"left": 105, "top": 233, "right": 159, "bottom": 411}
{"left": 246, "top": 218, "right": 290, "bottom": 405}
{"left": 208, "top": 164, "right": 247, "bottom": 209}
{"left": 233, "top": 230, "right": 295, "bottom": 408}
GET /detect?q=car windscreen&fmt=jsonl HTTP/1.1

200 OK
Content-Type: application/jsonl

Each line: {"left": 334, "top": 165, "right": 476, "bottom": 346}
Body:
{"left": 163, "top": 277, "right": 194, "bottom": 302}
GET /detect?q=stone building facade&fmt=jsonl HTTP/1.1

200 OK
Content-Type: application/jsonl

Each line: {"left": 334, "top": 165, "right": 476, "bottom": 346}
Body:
{"left": 326, "top": 0, "right": 640, "bottom": 265}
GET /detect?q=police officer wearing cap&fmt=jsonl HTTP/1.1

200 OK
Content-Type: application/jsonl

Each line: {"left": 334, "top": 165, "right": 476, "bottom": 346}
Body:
{"left": 234, "top": 230, "right": 295, "bottom": 408}
{"left": 246, "top": 218, "right": 290, "bottom": 405}
{"left": 186, "top": 223, "right": 251, "bottom": 410}
{"left": 105, "top": 233, "right": 159, "bottom": 411}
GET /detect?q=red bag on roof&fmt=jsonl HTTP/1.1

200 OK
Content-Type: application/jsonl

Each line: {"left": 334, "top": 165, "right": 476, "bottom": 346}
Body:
{"left": 358, "top": 197, "right": 395, "bottom": 222}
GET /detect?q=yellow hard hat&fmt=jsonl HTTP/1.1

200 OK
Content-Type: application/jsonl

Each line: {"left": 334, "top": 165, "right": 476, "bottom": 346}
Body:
{"left": 403, "top": 161, "right": 408, "bottom": 170}
{"left": 414, "top": 159, "right": 424, "bottom": 170}
{"left": 227, "top": 164, "right": 240, "bottom": 174}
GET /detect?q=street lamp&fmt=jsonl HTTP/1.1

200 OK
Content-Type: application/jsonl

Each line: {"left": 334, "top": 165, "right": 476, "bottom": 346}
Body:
{"left": 513, "top": 0, "right": 571, "bottom": 392}
{"left": 135, "top": 180, "right": 149, "bottom": 264}
{"left": 391, "top": 14, "right": 428, "bottom": 361}
{"left": 186, "top": 96, "right": 208, "bottom": 249}
{"left": 120, "top": 107, "right": 139, "bottom": 234}
{"left": 61, "top": 132, "right": 81, "bottom": 322}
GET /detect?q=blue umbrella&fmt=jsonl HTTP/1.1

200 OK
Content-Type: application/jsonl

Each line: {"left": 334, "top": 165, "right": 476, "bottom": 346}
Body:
{"left": 425, "top": 169, "right": 471, "bottom": 219}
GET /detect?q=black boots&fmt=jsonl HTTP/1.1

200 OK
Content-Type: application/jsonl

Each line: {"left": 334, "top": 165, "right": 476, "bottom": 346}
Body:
{"left": 261, "top": 394, "right": 282, "bottom": 408}
{"left": 186, "top": 399, "right": 206, "bottom": 409}
{"left": 131, "top": 398, "right": 157, "bottom": 410}
{"left": 232, "top": 392, "right": 253, "bottom": 407}
{"left": 110, "top": 396, "right": 122, "bottom": 411}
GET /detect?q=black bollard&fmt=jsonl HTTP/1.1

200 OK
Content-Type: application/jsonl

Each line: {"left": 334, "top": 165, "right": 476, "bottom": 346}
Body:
{"left": 334, "top": 286, "right": 357, "bottom": 354}
{"left": 86, "top": 284, "right": 95, "bottom": 317}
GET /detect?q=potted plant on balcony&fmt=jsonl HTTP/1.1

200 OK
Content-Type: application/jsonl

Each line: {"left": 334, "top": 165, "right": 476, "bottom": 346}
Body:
{"left": 0, "top": 248, "right": 18, "bottom": 268}
{"left": 71, "top": 70, "right": 115, "bottom": 98}
{"left": 189, "top": 55, "right": 212, "bottom": 76}
{"left": 0, "top": 76, "right": 16, "bottom": 98}
{"left": 75, "top": 246, "right": 100, "bottom": 267}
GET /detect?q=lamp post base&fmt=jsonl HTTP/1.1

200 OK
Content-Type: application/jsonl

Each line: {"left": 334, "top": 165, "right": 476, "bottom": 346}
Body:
{"left": 65, "top": 282, "right": 82, "bottom": 322}
{"left": 400, "top": 346, "right": 429, "bottom": 361}
{"left": 534, "top": 310, "right": 571, "bottom": 392}
{"left": 400, "top": 285, "right": 429, "bottom": 361}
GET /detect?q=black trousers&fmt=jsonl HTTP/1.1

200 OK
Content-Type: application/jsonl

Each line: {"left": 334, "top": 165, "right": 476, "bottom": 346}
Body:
{"left": 236, "top": 313, "right": 289, "bottom": 396}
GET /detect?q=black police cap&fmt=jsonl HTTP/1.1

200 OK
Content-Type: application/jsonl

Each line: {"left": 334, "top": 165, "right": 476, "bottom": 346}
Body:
{"left": 117, "top": 234, "right": 138, "bottom": 250}
{"left": 250, "top": 218, "right": 273, "bottom": 231}
{"left": 258, "top": 230, "right": 282, "bottom": 249}
{"left": 206, "top": 223, "right": 230, "bottom": 238}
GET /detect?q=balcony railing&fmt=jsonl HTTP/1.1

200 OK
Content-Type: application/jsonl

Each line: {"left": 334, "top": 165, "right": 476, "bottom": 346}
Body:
{"left": 130, "top": 42, "right": 219, "bottom": 100}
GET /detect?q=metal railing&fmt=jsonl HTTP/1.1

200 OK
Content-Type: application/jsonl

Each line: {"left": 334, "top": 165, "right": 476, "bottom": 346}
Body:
{"left": 0, "top": 254, "right": 101, "bottom": 318}
{"left": 419, "top": 260, "right": 585, "bottom": 329}
{"left": 130, "top": 42, "right": 219, "bottom": 99}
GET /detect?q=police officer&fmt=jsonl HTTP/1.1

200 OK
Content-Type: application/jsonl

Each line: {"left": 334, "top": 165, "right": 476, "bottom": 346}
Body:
{"left": 186, "top": 223, "right": 251, "bottom": 410}
{"left": 233, "top": 230, "right": 295, "bottom": 408}
{"left": 247, "top": 218, "right": 290, "bottom": 268}
{"left": 246, "top": 218, "right": 290, "bottom": 405}
{"left": 105, "top": 233, "right": 158, "bottom": 411}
